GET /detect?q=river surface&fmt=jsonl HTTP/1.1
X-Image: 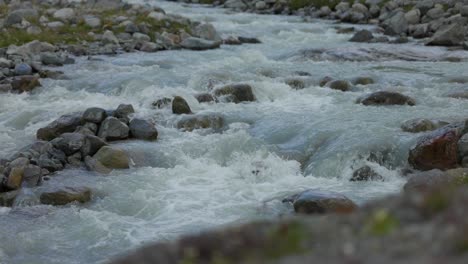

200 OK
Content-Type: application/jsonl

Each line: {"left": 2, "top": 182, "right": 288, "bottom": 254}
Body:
{"left": 1, "top": 1, "right": 468, "bottom": 263}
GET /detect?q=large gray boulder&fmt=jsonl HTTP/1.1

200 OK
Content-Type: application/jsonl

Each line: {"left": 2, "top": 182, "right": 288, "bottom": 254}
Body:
{"left": 426, "top": 23, "right": 465, "bottom": 46}
{"left": 37, "top": 113, "right": 83, "bottom": 141}
{"left": 383, "top": 11, "right": 408, "bottom": 35}
{"left": 53, "top": 8, "right": 76, "bottom": 22}
{"left": 214, "top": 84, "right": 256, "bottom": 103}
{"left": 51, "top": 133, "right": 85, "bottom": 156}
{"left": 97, "top": 117, "right": 129, "bottom": 141}
{"left": 129, "top": 119, "right": 158, "bottom": 140}
{"left": 193, "top": 23, "right": 222, "bottom": 42}
{"left": 82, "top": 107, "right": 107, "bottom": 124}
{"left": 81, "top": 135, "right": 107, "bottom": 157}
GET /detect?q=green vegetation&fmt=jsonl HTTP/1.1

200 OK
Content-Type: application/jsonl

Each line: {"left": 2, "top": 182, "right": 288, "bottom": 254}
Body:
{"left": 265, "top": 222, "right": 307, "bottom": 259}
{"left": 289, "top": 0, "right": 341, "bottom": 11}
{"left": 365, "top": 209, "right": 399, "bottom": 236}
{"left": 0, "top": 26, "right": 94, "bottom": 47}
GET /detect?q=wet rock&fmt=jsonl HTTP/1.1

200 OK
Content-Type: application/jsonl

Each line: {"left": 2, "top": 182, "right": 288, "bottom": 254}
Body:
{"left": 238, "top": 37, "right": 262, "bottom": 44}
{"left": 14, "top": 63, "right": 32, "bottom": 76}
{"left": 172, "top": 96, "right": 192, "bottom": 115}
{"left": 319, "top": 76, "right": 333, "bottom": 87}
{"left": 93, "top": 146, "right": 130, "bottom": 169}
{"left": 214, "top": 84, "right": 255, "bottom": 103}
{"left": 6, "top": 167, "right": 24, "bottom": 190}
{"left": 285, "top": 78, "right": 306, "bottom": 90}
{"left": 195, "top": 93, "right": 216, "bottom": 103}
{"left": 113, "top": 104, "right": 135, "bottom": 120}
{"left": 349, "top": 30, "right": 374, "bottom": 42}
{"left": 36, "top": 155, "right": 64, "bottom": 172}
{"left": 282, "top": 189, "right": 357, "bottom": 214}
{"left": 51, "top": 133, "right": 85, "bottom": 156}
{"left": 10, "top": 75, "right": 41, "bottom": 93}
{"left": 427, "top": 23, "right": 465, "bottom": 46}
{"left": 22, "top": 165, "right": 42, "bottom": 187}
{"left": 81, "top": 135, "right": 107, "bottom": 157}
{"left": 350, "top": 166, "right": 383, "bottom": 182}
{"left": 177, "top": 114, "right": 224, "bottom": 132}
{"left": 336, "top": 27, "right": 355, "bottom": 34}
{"left": 180, "top": 37, "right": 220, "bottom": 50}
{"left": 0, "top": 190, "right": 19, "bottom": 207}
{"left": 40, "top": 186, "right": 91, "bottom": 206}
{"left": 357, "top": 91, "right": 416, "bottom": 106}
{"left": 84, "top": 156, "right": 112, "bottom": 174}
{"left": 67, "top": 152, "right": 83, "bottom": 167}
{"left": 97, "top": 117, "right": 129, "bottom": 141}
{"left": 405, "top": 9, "right": 421, "bottom": 25}
{"left": 327, "top": 80, "right": 351, "bottom": 92}
{"left": 37, "top": 113, "right": 83, "bottom": 141}
{"left": 129, "top": 119, "right": 158, "bottom": 141}
{"left": 82, "top": 107, "right": 107, "bottom": 124}
{"left": 408, "top": 123, "right": 466, "bottom": 171}
{"left": 152, "top": 97, "right": 172, "bottom": 109}
{"left": 353, "top": 77, "right": 374, "bottom": 86}
{"left": 458, "top": 133, "right": 468, "bottom": 160}
{"left": 401, "top": 118, "right": 448, "bottom": 133}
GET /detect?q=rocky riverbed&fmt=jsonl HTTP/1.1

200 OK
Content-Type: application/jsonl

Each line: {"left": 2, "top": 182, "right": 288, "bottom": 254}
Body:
{"left": 1, "top": 0, "right": 468, "bottom": 263}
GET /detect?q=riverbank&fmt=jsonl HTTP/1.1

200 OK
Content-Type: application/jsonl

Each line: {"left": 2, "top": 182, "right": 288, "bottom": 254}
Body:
{"left": 179, "top": 0, "right": 468, "bottom": 48}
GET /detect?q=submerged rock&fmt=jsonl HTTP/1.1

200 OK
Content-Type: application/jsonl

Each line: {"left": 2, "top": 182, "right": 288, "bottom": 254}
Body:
{"left": 177, "top": 114, "right": 224, "bottom": 132}
{"left": 357, "top": 91, "right": 416, "bottom": 106}
{"left": 172, "top": 96, "right": 192, "bottom": 115}
{"left": 40, "top": 186, "right": 91, "bottom": 206}
{"left": 93, "top": 146, "right": 130, "bottom": 169}
{"left": 401, "top": 118, "right": 448, "bottom": 133}
{"left": 180, "top": 37, "right": 220, "bottom": 50}
{"left": 11, "top": 76, "right": 41, "bottom": 93}
{"left": 327, "top": 80, "right": 351, "bottom": 92}
{"left": 350, "top": 166, "right": 383, "bottom": 182}
{"left": 353, "top": 77, "right": 374, "bottom": 86}
{"left": 282, "top": 189, "right": 357, "bottom": 214}
{"left": 214, "top": 84, "right": 255, "bottom": 103}
{"left": 349, "top": 30, "right": 374, "bottom": 42}
{"left": 195, "top": 93, "right": 216, "bottom": 103}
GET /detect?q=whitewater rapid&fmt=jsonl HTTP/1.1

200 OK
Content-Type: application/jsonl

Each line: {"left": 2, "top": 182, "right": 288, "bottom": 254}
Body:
{"left": 1, "top": 1, "right": 468, "bottom": 263}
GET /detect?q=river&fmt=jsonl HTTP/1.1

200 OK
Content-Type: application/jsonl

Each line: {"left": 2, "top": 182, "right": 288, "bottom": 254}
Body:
{"left": 1, "top": 1, "right": 468, "bottom": 263}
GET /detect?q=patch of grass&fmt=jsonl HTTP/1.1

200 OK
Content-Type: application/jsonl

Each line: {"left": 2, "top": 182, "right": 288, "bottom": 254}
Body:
{"left": 0, "top": 4, "right": 8, "bottom": 16}
{"left": 289, "top": 0, "right": 342, "bottom": 11}
{"left": 365, "top": 209, "right": 399, "bottom": 236}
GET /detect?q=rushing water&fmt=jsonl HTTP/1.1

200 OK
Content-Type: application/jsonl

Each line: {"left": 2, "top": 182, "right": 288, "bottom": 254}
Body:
{"left": 1, "top": 1, "right": 468, "bottom": 263}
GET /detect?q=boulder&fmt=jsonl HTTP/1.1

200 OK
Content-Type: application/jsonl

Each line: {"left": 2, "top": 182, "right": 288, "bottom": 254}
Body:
{"left": 172, "top": 96, "right": 192, "bottom": 115}
{"left": 401, "top": 118, "right": 448, "bottom": 133}
{"left": 327, "top": 80, "right": 351, "bottom": 92}
{"left": 37, "top": 113, "right": 83, "bottom": 141}
{"left": 93, "top": 146, "right": 130, "bottom": 169}
{"left": 177, "top": 114, "right": 224, "bottom": 132}
{"left": 282, "top": 189, "right": 357, "bottom": 214}
{"left": 405, "top": 9, "right": 421, "bottom": 25}
{"left": 97, "top": 117, "right": 129, "bottom": 141}
{"left": 349, "top": 30, "right": 374, "bottom": 42}
{"left": 285, "top": 78, "right": 306, "bottom": 90}
{"left": 408, "top": 123, "right": 466, "bottom": 171}
{"left": 6, "top": 167, "right": 24, "bottom": 190}
{"left": 51, "top": 133, "right": 85, "bottom": 156}
{"left": 426, "top": 23, "right": 465, "bottom": 46}
{"left": 82, "top": 107, "right": 107, "bottom": 124}
{"left": 113, "top": 104, "right": 135, "bottom": 120}
{"left": 40, "top": 186, "right": 91, "bottom": 206}
{"left": 83, "top": 15, "right": 101, "bottom": 28}
{"left": 81, "top": 135, "right": 107, "bottom": 157}
{"left": 84, "top": 156, "right": 112, "bottom": 174}
{"left": 319, "top": 76, "right": 333, "bottom": 87}
{"left": 102, "top": 30, "right": 120, "bottom": 45}
{"left": 350, "top": 166, "right": 383, "bottom": 181}
{"left": 14, "top": 63, "right": 32, "bottom": 76}
{"left": 383, "top": 11, "right": 408, "bottom": 35}
{"left": 53, "top": 8, "right": 76, "bottom": 22}
{"left": 193, "top": 23, "right": 222, "bottom": 42}
{"left": 0, "top": 190, "right": 19, "bottom": 207}
{"left": 180, "top": 37, "right": 220, "bottom": 50}
{"left": 11, "top": 75, "right": 41, "bottom": 93}
{"left": 458, "top": 133, "right": 468, "bottom": 160}
{"left": 129, "top": 119, "right": 158, "bottom": 141}
{"left": 214, "top": 84, "right": 255, "bottom": 103}
{"left": 22, "top": 164, "right": 42, "bottom": 187}
{"left": 357, "top": 91, "right": 416, "bottom": 106}
{"left": 40, "top": 52, "right": 65, "bottom": 66}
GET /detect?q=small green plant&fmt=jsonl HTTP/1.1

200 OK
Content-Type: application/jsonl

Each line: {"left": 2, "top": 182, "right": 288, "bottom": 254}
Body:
{"left": 366, "top": 209, "right": 399, "bottom": 236}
